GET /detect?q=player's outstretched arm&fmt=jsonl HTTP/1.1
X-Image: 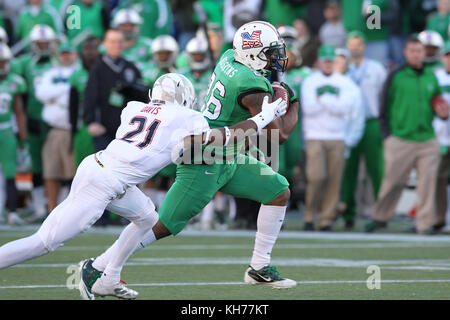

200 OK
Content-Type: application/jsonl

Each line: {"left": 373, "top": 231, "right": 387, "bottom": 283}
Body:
{"left": 240, "top": 88, "right": 299, "bottom": 144}
{"left": 184, "top": 97, "right": 287, "bottom": 148}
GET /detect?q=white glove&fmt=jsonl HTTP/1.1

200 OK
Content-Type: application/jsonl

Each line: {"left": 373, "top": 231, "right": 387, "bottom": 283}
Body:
{"left": 250, "top": 96, "right": 287, "bottom": 133}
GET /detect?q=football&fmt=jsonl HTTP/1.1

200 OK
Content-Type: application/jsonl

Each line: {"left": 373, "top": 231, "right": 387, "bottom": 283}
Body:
{"left": 271, "top": 82, "right": 289, "bottom": 109}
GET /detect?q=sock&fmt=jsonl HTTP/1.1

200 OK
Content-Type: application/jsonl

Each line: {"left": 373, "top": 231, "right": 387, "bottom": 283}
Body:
{"left": 250, "top": 205, "right": 286, "bottom": 270}
{"left": 6, "top": 179, "right": 17, "bottom": 212}
{"left": 0, "top": 233, "right": 48, "bottom": 269}
{"left": 200, "top": 201, "right": 214, "bottom": 230}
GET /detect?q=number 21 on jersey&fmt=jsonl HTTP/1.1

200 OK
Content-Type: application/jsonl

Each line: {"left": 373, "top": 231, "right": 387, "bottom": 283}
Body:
{"left": 121, "top": 116, "right": 161, "bottom": 149}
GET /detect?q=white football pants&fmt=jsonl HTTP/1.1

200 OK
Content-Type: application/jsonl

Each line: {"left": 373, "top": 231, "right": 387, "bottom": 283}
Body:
{"left": 0, "top": 153, "right": 158, "bottom": 269}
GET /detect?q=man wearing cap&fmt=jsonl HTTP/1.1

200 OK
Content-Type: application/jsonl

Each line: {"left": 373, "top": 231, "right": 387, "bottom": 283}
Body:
{"left": 301, "top": 44, "right": 362, "bottom": 231}
{"left": 433, "top": 41, "right": 450, "bottom": 231}
{"left": 35, "top": 41, "right": 79, "bottom": 212}
{"left": 340, "top": 31, "right": 387, "bottom": 230}
{"left": 366, "top": 37, "right": 449, "bottom": 234}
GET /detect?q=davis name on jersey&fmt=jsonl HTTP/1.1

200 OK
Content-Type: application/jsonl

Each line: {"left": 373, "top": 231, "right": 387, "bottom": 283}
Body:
{"left": 104, "top": 100, "right": 210, "bottom": 186}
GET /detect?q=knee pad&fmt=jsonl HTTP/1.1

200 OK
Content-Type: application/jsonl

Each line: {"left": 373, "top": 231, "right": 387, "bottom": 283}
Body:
{"left": 134, "top": 208, "right": 159, "bottom": 230}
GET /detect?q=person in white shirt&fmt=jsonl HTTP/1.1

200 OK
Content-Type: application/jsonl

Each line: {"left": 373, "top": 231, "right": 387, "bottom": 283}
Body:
{"left": 301, "top": 45, "right": 361, "bottom": 231}
{"left": 319, "top": 0, "right": 347, "bottom": 49}
{"left": 340, "top": 31, "right": 387, "bottom": 230}
{"left": 0, "top": 73, "right": 287, "bottom": 299}
{"left": 433, "top": 42, "right": 450, "bottom": 231}
{"left": 35, "top": 42, "right": 79, "bottom": 212}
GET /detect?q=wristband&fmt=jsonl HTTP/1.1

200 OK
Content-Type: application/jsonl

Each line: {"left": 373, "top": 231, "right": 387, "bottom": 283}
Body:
{"left": 250, "top": 112, "right": 271, "bottom": 134}
{"left": 224, "top": 126, "right": 231, "bottom": 146}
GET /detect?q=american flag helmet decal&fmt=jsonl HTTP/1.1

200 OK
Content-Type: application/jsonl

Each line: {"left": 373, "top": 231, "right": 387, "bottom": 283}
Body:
{"left": 241, "top": 30, "right": 263, "bottom": 49}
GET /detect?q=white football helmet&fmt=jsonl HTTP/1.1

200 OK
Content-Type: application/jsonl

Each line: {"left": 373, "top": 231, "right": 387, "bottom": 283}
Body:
{"left": 418, "top": 30, "right": 444, "bottom": 49}
{"left": 112, "top": 9, "right": 142, "bottom": 40}
{"left": 186, "top": 37, "right": 211, "bottom": 71}
{"left": 233, "top": 21, "right": 287, "bottom": 74}
{"left": 29, "top": 24, "right": 58, "bottom": 56}
{"left": 0, "top": 43, "right": 12, "bottom": 76}
{"left": 0, "top": 27, "right": 8, "bottom": 44}
{"left": 150, "top": 73, "right": 196, "bottom": 109}
{"left": 151, "top": 35, "right": 179, "bottom": 68}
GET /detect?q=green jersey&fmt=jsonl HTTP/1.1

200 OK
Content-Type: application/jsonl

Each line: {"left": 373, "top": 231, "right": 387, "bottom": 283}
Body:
{"left": 15, "top": 5, "right": 62, "bottom": 40}
{"left": 141, "top": 62, "right": 172, "bottom": 88}
{"left": 69, "top": 67, "right": 89, "bottom": 108}
{"left": 426, "top": 13, "right": 450, "bottom": 42}
{"left": 66, "top": 0, "right": 106, "bottom": 43}
{"left": 123, "top": 37, "right": 153, "bottom": 66}
{"left": 0, "top": 73, "right": 27, "bottom": 127}
{"left": 200, "top": 49, "right": 273, "bottom": 158}
{"left": 180, "top": 68, "right": 212, "bottom": 112}
{"left": 11, "top": 54, "right": 56, "bottom": 121}
{"left": 201, "top": 49, "right": 273, "bottom": 128}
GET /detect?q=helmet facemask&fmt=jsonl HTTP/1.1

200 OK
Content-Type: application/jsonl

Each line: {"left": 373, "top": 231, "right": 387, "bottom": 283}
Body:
{"left": 257, "top": 42, "right": 288, "bottom": 73}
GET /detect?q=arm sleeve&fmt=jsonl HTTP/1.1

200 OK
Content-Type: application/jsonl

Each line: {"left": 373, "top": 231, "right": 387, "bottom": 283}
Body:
{"left": 301, "top": 76, "right": 324, "bottom": 116}
{"left": 345, "top": 88, "right": 366, "bottom": 147}
{"left": 69, "top": 86, "right": 79, "bottom": 136}
{"left": 379, "top": 69, "right": 398, "bottom": 139}
{"left": 35, "top": 70, "right": 66, "bottom": 102}
{"left": 83, "top": 62, "right": 100, "bottom": 125}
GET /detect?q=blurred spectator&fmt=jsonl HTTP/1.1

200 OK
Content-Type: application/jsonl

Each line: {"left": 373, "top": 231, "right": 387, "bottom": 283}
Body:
{"left": 418, "top": 30, "right": 445, "bottom": 70}
{"left": 388, "top": 0, "right": 406, "bottom": 66}
{"left": 433, "top": 41, "right": 450, "bottom": 231}
{"left": 340, "top": 31, "right": 386, "bottom": 230}
{"left": 1, "top": 0, "right": 26, "bottom": 30}
{"left": 11, "top": 24, "right": 59, "bottom": 221}
{"left": 301, "top": 45, "right": 360, "bottom": 231}
{"left": 65, "top": 0, "right": 110, "bottom": 46}
{"left": 0, "top": 43, "right": 28, "bottom": 225}
{"left": 69, "top": 36, "right": 101, "bottom": 167}
{"left": 116, "top": 0, "right": 173, "bottom": 39}
{"left": 83, "top": 29, "right": 147, "bottom": 226}
{"left": 426, "top": 0, "right": 450, "bottom": 42}
{"left": 200, "top": 0, "right": 225, "bottom": 29}
{"left": 366, "top": 37, "right": 449, "bottom": 234}
{"left": 36, "top": 42, "right": 78, "bottom": 212}
{"left": 142, "top": 35, "right": 179, "bottom": 88}
{"left": 224, "top": 0, "right": 263, "bottom": 44}
{"left": 111, "top": 8, "right": 152, "bottom": 66}
{"left": 83, "top": 29, "right": 147, "bottom": 153}
{"left": 264, "top": 0, "right": 307, "bottom": 27}
{"left": 293, "top": 18, "right": 320, "bottom": 68}
{"left": 319, "top": 0, "right": 347, "bottom": 49}
{"left": 303, "top": 0, "right": 328, "bottom": 35}
{"left": 14, "top": 0, "right": 62, "bottom": 42}
{"left": 172, "top": 0, "right": 199, "bottom": 50}
{"left": 409, "top": 0, "right": 439, "bottom": 33}
{"left": 180, "top": 37, "right": 213, "bottom": 111}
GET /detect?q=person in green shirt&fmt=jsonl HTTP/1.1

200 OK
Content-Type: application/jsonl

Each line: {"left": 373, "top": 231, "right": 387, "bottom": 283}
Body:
{"left": 112, "top": 8, "right": 152, "bottom": 66}
{"left": 69, "top": 36, "right": 101, "bottom": 167}
{"left": 11, "top": 24, "right": 59, "bottom": 221}
{"left": 65, "top": 0, "right": 109, "bottom": 46}
{"left": 141, "top": 35, "right": 179, "bottom": 88}
{"left": 15, "top": 0, "right": 62, "bottom": 42}
{"left": 0, "top": 44, "right": 28, "bottom": 225}
{"left": 426, "top": 0, "right": 450, "bottom": 41}
{"left": 179, "top": 37, "right": 213, "bottom": 111}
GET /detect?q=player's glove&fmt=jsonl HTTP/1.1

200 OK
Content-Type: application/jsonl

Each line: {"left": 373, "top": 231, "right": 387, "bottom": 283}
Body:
{"left": 280, "top": 82, "right": 299, "bottom": 104}
{"left": 250, "top": 96, "right": 287, "bottom": 133}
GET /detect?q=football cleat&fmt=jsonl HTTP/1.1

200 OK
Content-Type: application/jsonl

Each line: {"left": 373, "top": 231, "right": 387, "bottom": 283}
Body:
{"left": 92, "top": 276, "right": 139, "bottom": 300}
{"left": 79, "top": 258, "right": 102, "bottom": 300}
{"left": 244, "top": 265, "right": 297, "bottom": 289}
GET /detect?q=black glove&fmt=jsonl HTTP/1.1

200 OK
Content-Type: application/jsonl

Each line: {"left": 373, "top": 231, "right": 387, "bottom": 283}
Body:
{"left": 280, "top": 82, "right": 299, "bottom": 105}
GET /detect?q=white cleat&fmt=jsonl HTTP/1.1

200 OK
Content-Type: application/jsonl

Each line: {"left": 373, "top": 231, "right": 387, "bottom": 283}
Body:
{"left": 244, "top": 265, "right": 297, "bottom": 289}
{"left": 92, "top": 276, "right": 139, "bottom": 300}
{"left": 7, "top": 212, "right": 25, "bottom": 226}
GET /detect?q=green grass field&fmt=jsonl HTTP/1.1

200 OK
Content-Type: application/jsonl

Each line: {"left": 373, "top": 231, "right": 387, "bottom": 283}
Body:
{"left": 1, "top": 220, "right": 450, "bottom": 300}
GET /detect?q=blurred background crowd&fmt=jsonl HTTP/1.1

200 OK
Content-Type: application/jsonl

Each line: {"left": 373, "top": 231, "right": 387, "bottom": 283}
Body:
{"left": 0, "top": 0, "right": 450, "bottom": 235}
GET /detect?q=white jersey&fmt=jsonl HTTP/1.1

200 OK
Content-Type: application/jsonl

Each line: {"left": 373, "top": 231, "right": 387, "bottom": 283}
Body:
{"left": 103, "top": 100, "right": 210, "bottom": 186}
{"left": 433, "top": 68, "right": 450, "bottom": 146}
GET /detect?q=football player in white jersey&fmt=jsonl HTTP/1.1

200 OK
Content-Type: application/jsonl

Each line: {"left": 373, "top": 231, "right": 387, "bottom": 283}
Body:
{"left": 0, "top": 73, "right": 287, "bottom": 299}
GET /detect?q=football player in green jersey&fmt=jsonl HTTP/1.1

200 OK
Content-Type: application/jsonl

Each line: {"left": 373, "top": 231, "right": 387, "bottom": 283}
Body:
{"left": 0, "top": 44, "right": 28, "bottom": 225}
{"left": 11, "top": 24, "right": 59, "bottom": 221}
{"left": 180, "top": 36, "right": 213, "bottom": 112}
{"left": 141, "top": 35, "right": 179, "bottom": 89}
{"left": 112, "top": 9, "right": 152, "bottom": 67}
{"left": 145, "top": 21, "right": 300, "bottom": 288}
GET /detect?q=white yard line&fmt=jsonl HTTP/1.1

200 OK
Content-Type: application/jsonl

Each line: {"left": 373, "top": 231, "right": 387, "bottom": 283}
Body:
{"left": 2, "top": 279, "right": 450, "bottom": 290}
